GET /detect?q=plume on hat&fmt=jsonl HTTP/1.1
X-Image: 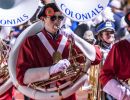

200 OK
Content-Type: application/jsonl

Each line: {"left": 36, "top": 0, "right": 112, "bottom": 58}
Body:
{"left": 93, "top": 7, "right": 114, "bottom": 26}
{"left": 101, "top": 7, "right": 115, "bottom": 22}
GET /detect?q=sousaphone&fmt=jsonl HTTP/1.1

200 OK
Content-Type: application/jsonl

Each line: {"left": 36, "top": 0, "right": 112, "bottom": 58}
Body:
{"left": 8, "top": 0, "right": 109, "bottom": 99}
{"left": 8, "top": 20, "right": 93, "bottom": 100}
{"left": 0, "top": 0, "right": 38, "bottom": 96}
{"left": 0, "top": 0, "right": 38, "bottom": 26}
{"left": 0, "top": 38, "right": 12, "bottom": 95}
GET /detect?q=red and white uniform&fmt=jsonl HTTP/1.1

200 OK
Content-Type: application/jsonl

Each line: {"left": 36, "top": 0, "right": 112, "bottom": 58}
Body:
{"left": 16, "top": 28, "right": 101, "bottom": 100}
{"left": 99, "top": 36, "right": 130, "bottom": 99}
{"left": 0, "top": 86, "right": 14, "bottom": 100}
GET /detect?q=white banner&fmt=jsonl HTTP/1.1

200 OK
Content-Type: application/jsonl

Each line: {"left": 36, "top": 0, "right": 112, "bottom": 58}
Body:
{"left": 55, "top": 0, "right": 110, "bottom": 21}
{"left": 0, "top": 0, "right": 38, "bottom": 26}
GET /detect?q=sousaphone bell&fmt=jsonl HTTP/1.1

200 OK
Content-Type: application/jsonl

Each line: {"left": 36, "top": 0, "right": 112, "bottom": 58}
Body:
{"left": 0, "top": 0, "right": 39, "bottom": 96}
{"left": 0, "top": 0, "right": 39, "bottom": 26}
{"left": 8, "top": 0, "right": 109, "bottom": 99}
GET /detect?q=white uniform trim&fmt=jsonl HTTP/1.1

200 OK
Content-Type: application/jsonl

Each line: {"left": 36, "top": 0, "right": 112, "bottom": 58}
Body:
{"left": 37, "top": 32, "right": 54, "bottom": 56}
{"left": 126, "top": 34, "right": 130, "bottom": 43}
{"left": 37, "top": 32, "right": 67, "bottom": 56}
{"left": 57, "top": 36, "right": 67, "bottom": 54}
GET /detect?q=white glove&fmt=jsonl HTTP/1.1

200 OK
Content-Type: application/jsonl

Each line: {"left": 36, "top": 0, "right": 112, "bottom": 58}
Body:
{"left": 50, "top": 59, "right": 70, "bottom": 75}
{"left": 60, "top": 27, "right": 75, "bottom": 38}
{"left": 103, "top": 79, "right": 130, "bottom": 100}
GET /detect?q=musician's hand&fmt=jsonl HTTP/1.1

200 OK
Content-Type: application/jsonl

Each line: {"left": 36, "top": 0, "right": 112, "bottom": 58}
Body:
{"left": 119, "top": 85, "right": 130, "bottom": 100}
{"left": 50, "top": 59, "right": 70, "bottom": 75}
{"left": 103, "top": 79, "right": 130, "bottom": 100}
{"left": 60, "top": 27, "right": 75, "bottom": 38}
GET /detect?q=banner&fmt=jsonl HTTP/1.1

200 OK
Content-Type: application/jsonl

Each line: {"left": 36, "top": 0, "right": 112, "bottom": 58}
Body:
{"left": 55, "top": 0, "right": 110, "bottom": 21}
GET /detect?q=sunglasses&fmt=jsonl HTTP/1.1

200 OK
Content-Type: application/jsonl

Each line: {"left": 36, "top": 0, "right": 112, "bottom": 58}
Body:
{"left": 48, "top": 15, "right": 64, "bottom": 21}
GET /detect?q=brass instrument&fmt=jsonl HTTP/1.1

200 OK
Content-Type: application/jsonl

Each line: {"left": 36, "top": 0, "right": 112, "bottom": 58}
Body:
{"left": 29, "top": 35, "right": 87, "bottom": 93}
{"left": 117, "top": 78, "right": 130, "bottom": 91}
{"left": 0, "top": 65, "right": 9, "bottom": 84}
{"left": 0, "top": 39, "right": 10, "bottom": 84}
{"left": 86, "top": 48, "right": 104, "bottom": 100}
{"left": 86, "top": 64, "right": 101, "bottom": 100}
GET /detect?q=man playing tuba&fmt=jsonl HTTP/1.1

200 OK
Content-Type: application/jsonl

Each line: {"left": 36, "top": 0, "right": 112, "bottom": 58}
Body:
{"left": 16, "top": 3, "right": 101, "bottom": 100}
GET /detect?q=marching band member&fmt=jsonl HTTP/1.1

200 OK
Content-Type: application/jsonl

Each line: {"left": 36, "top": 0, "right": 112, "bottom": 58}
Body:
{"left": 16, "top": 3, "right": 101, "bottom": 100}
{"left": 95, "top": 20, "right": 115, "bottom": 64}
{"left": 95, "top": 20, "right": 116, "bottom": 100}
{"left": 0, "top": 26, "right": 13, "bottom": 100}
{"left": 99, "top": 11, "right": 130, "bottom": 100}
{"left": 0, "top": 27, "right": 21, "bottom": 100}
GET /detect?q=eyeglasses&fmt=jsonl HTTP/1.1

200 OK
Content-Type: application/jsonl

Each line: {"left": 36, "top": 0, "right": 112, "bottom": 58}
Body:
{"left": 48, "top": 15, "right": 64, "bottom": 21}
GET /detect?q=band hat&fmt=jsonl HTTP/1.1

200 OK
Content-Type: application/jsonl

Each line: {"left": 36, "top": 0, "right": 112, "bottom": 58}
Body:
{"left": 125, "top": 12, "right": 130, "bottom": 27}
{"left": 38, "top": 3, "right": 60, "bottom": 19}
{"left": 0, "top": 0, "right": 38, "bottom": 26}
{"left": 109, "top": 0, "right": 121, "bottom": 9}
{"left": 96, "top": 21, "right": 115, "bottom": 35}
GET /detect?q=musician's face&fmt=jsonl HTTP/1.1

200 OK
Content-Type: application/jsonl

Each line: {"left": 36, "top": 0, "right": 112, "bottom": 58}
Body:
{"left": 44, "top": 12, "right": 64, "bottom": 34}
{"left": 101, "top": 30, "right": 115, "bottom": 44}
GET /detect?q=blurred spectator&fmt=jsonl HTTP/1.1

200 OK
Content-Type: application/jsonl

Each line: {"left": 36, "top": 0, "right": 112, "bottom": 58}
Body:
{"left": 83, "top": 30, "right": 96, "bottom": 44}
{"left": 109, "top": 0, "right": 125, "bottom": 39}
{"left": 95, "top": 20, "right": 115, "bottom": 63}
{"left": 74, "top": 23, "right": 89, "bottom": 38}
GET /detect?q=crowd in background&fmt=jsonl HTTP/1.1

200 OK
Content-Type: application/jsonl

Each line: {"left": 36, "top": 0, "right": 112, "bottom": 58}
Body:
{"left": 1, "top": 0, "right": 129, "bottom": 46}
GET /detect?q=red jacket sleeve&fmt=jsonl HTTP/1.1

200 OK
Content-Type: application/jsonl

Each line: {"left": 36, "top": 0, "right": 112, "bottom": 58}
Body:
{"left": 91, "top": 45, "right": 102, "bottom": 65}
{"left": 99, "top": 44, "right": 118, "bottom": 87}
{"left": 16, "top": 37, "right": 35, "bottom": 85}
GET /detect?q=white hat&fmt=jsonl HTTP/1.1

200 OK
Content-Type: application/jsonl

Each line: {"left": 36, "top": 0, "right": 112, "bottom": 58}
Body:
{"left": 0, "top": 0, "right": 38, "bottom": 26}
{"left": 110, "top": 0, "right": 121, "bottom": 9}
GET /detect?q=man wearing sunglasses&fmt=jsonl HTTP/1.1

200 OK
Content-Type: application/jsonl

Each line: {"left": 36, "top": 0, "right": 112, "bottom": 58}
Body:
{"left": 16, "top": 3, "right": 101, "bottom": 100}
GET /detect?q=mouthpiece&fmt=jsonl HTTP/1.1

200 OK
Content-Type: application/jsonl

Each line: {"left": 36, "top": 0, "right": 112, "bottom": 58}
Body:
{"left": 54, "top": 25, "right": 60, "bottom": 30}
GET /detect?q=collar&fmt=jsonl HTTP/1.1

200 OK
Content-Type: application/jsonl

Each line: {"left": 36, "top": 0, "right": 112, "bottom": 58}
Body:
{"left": 100, "top": 41, "right": 112, "bottom": 50}
{"left": 126, "top": 34, "right": 130, "bottom": 43}
{"left": 45, "top": 28, "right": 60, "bottom": 40}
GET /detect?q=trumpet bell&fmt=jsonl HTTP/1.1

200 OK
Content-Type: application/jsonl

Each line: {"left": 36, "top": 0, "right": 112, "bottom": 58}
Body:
{"left": 55, "top": 0, "right": 109, "bottom": 22}
{"left": 0, "top": 0, "right": 39, "bottom": 26}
